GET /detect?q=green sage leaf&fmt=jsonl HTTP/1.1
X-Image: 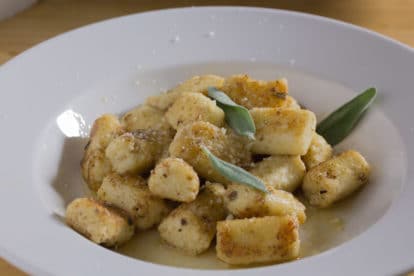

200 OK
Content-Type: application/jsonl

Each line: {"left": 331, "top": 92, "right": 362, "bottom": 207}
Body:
{"left": 207, "top": 87, "right": 256, "bottom": 140}
{"left": 201, "top": 146, "right": 267, "bottom": 193}
{"left": 317, "top": 87, "right": 377, "bottom": 146}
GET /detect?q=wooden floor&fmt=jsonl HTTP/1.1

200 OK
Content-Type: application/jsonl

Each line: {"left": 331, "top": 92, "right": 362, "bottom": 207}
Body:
{"left": 0, "top": 0, "right": 413, "bottom": 275}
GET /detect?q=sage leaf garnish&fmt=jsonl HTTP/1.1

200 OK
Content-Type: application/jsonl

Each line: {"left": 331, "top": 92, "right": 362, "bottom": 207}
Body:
{"left": 317, "top": 87, "right": 377, "bottom": 146}
{"left": 208, "top": 87, "right": 256, "bottom": 140}
{"left": 201, "top": 146, "right": 268, "bottom": 193}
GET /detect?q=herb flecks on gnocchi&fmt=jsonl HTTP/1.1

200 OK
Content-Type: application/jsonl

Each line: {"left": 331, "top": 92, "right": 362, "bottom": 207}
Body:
{"left": 67, "top": 74, "right": 372, "bottom": 267}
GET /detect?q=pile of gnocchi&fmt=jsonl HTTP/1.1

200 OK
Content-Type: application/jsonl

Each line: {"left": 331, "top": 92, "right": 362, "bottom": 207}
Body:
{"left": 65, "top": 74, "right": 370, "bottom": 266}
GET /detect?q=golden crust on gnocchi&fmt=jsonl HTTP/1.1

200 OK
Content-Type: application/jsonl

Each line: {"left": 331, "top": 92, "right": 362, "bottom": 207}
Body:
{"left": 221, "top": 74, "right": 298, "bottom": 109}
{"left": 121, "top": 104, "right": 170, "bottom": 132}
{"left": 302, "top": 133, "right": 333, "bottom": 169}
{"left": 88, "top": 113, "right": 124, "bottom": 151}
{"left": 165, "top": 92, "right": 225, "bottom": 130}
{"left": 225, "top": 184, "right": 306, "bottom": 224}
{"left": 169, "top": 121, "right": 251, "bottom": 184}
{"left": 105, "top": 129, "right": 170, "bottom": 175}
{"left": 66, "top": 198, "right": 134, "bottom": 247}
{"left": 97, "top": 173, "right": 171, "bottom": 230}
{"left": 303, "top": 150, "right": 370, "bottom": 208}
{"left": 81, "top": 148, "right": 112, "bottom": 192}
{"left": 216, "top": 216, "right": 300, "bottom": 265}
{"left": 148, "top": 157, "right": 200, "bottom": 202}
{"left": 146, "top": 75, "right": 224, "bottom": 110}
{"left": 250, "top": 107, "right": 316, "bottom": 155}
{"left": 81, "top": 114, "right": 124, "bottom": 191}
{"left": 158, "top": 183, "right": 227, "bottom": 255}
{"left": 250, "top": 155, "right": 306, "bottom": 192}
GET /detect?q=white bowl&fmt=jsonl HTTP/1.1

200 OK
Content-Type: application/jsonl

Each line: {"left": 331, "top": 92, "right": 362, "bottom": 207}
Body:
{"left": 0, "top": 7, "right": 413, "bottom": 276}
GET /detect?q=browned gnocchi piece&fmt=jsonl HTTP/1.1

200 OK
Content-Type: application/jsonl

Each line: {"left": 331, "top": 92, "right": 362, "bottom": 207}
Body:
{"left": 97, "top": 173, "right": 171, "bottom": 230}
{"left": 87, "top": 113, "right": 124, "bottom": 151}
{"left": 169, "top": 121, "right": 233, "bottom": 184}
{"left": 121, "top": 104, "right": 170, "bottom": 132}
{"left": 158, "top": 183, "right": 227, "bottom": 255}
{"left": 302, "top": 133, "right": 333, "bottom": 169}
{"left": 165, "top": 93, "right": 225, "bottom": 129}
{"left": 105, "top": 130, "right": 167, "bottom": 175}
{"left": 250, "top": 107, "right": 316, "bottom": 155}
{"left": 65, "top": 198, "right": 134, "bottom": 247}
{"left": 250, "top": 155, "right": 306, "bottom": 192}
{"left": 148, "top": 157, "right": 200, "bottom": 202}
{"left": 216, "top": 215, "right": 300, "bottom": 265}
{"left": 81, "top": 114, "right": 124, "bottom": 191}
{"left": 225, "top": 184, "right": 306, "bottom": 224}
{"left": 221, "top": 74, "right": 299, "bottom": 109}
{"left": 146, "top": 75, "right": 224, "bottom": 110}
{"left": 303, "top": 150, "right": 370, "bottom": 208}
{"left": 81, "top": 149, "right": 112, "bottom": 192}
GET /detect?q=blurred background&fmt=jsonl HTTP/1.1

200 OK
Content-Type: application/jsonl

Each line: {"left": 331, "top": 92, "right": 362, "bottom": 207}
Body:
{"left": 1, "top": 0, "right": 414, "bottom": 65}
{"left": 0, "top": 0, "right": 413, "bottom": 275}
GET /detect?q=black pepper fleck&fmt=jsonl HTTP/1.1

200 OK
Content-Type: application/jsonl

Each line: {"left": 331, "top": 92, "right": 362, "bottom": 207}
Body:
{"left": 84, "top": 140, "right": 91, "bottom": 151}
{"left": 228, "top": 191, "right": 238, "bottom": 201}
{"left": 358, "top": 173, "right": 368, "bottom": 182}
{"left": 201, "top": 215, "right": 210, "bottom": 222}
{"left": 326, "top": 170, "right": 336, "bottom": 179}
